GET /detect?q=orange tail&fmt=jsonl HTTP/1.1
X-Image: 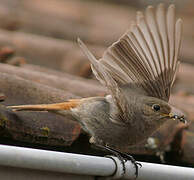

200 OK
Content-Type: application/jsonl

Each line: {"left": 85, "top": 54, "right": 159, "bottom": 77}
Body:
{"left": 8, "top": 99, "right": 81, "bottom": 112}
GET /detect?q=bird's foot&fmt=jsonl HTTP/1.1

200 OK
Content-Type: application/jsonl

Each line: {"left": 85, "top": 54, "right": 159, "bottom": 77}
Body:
{"left": 115, "top": 151, "right": 142, "bottom": 177}
{"left": 92, "top": 144, "right": 142, "bottom": 178}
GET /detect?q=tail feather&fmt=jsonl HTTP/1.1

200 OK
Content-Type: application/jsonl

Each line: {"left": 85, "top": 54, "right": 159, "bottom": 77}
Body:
{"left": 8, "top": 100, "right": 81, "bottom": 112}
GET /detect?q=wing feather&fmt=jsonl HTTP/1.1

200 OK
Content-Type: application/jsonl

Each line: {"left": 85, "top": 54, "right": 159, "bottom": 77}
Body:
{"left": 174, "top": 19, "right": 182, "bottom": 71}
{"left": 145, "top": 6, "right": 165, "bottom": 85}
{"left": 167, "top": 5, "right": 175, "bottom": 80}
{"left": 78, "top": 3, "right": 182, "bottom": 106}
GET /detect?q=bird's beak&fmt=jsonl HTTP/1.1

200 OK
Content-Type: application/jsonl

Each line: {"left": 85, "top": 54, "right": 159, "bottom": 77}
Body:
{"left": 169, "top": 106, "right": 187, "bottom": 124}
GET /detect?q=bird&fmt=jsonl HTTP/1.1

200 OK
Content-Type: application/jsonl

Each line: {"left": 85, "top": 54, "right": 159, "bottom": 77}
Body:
{"left": 8, "top": 3, "right": 186, "bottom": 177}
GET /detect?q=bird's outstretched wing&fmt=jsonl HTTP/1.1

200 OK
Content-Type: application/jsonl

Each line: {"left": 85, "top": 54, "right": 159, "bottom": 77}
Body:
{"left": 79, "top": 4, "right": 182, "bottom": 102}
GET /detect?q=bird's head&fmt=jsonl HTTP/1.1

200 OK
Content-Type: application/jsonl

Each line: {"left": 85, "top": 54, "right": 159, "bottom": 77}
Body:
{"left": 135, "top": 96, "right": 187, "bottom": 126}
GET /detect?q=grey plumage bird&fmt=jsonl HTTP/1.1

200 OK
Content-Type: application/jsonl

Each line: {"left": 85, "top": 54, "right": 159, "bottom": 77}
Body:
{"left": 8, "top": 3, "right": 186, "bottom": 175}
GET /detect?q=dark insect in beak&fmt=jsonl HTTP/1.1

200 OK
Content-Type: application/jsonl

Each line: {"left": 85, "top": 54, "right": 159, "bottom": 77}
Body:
{"left": 169, "top": 106, "right": 187, "bottom": 124}
{"left": 0, "top": 94, "right": 5, "bottom": 102}
{"left": 172, "top": 114, "right": 187, "bottom": 124}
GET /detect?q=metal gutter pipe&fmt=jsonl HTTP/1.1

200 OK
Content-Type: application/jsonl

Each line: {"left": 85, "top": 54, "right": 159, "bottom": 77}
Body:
{"left": 0, "top": 144, "right": 193, "bottom": 179}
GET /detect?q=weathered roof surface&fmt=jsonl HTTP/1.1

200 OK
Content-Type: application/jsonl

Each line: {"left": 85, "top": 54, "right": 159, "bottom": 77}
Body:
{"left": 0, "top": 73, "right": 81, "bottom": 146}
{"left": 0, "top": 105, "right": 81, "bottom": 146}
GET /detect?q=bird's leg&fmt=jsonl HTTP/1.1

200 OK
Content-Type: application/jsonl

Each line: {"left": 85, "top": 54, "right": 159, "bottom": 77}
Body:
{"left": 92, "top": 144, "right": 142, "bottom": 177}
{"left": 103, "top": 145, "right": 142, "bottom": 177}
{"left": 92, "top": 143, "right": 126, "bottom": 174}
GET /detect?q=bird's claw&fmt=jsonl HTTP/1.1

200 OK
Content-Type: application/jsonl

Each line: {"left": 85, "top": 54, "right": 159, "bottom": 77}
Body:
{"left": 92, "top": 144, "right": 142, "bottom": 178}
{"left": 116, "top": 151, "right": 142, "bottom": 178}
{"left": 133, "top": 161, "right": 142, "bottom": 177}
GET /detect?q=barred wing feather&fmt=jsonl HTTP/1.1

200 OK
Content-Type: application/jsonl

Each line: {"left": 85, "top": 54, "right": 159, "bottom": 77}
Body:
{"left": 78, "top": 4, "right": 182, "bottom": 103}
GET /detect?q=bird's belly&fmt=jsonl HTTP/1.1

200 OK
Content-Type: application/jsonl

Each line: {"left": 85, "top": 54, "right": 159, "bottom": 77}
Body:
{"left": 92, "top": 120, "right": 159, "bottom": 150}
{"left": 90, "top": 122, "right": 146, "bottom": 149}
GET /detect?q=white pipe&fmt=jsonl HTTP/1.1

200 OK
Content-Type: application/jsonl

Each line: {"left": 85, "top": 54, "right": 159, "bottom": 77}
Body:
{"left": 0, "top": 144, "right": 193, "bottom": 180}
{"left": 136, "top": 161, "right": 194, "bottom": 180}
{"left": 0, "top": 144, "right": 115, "bottom": 176}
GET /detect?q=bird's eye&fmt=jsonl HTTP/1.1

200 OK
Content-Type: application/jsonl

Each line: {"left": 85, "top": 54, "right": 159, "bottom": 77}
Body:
{"left": 152, "top": 104, "right": 160, "bottom": 111}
